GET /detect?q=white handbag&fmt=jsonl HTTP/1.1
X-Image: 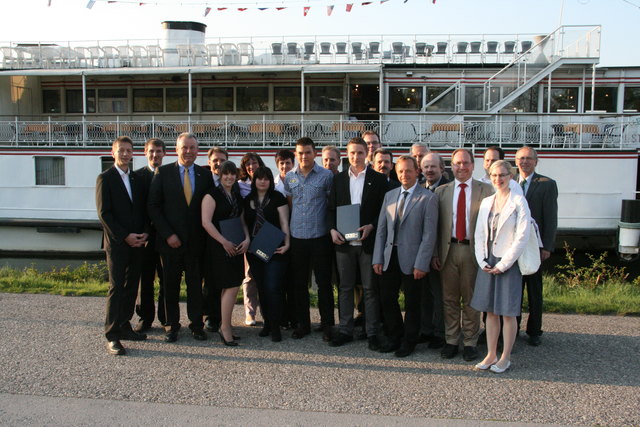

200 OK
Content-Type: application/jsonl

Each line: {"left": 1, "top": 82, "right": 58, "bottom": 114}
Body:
{"left": 518, "top": 219, "right": 542, "bottom": 275}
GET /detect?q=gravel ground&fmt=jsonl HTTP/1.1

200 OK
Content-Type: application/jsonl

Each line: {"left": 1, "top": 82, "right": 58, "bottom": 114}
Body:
{"left": 0, "top": 293, "right": 638, "bottom": 426}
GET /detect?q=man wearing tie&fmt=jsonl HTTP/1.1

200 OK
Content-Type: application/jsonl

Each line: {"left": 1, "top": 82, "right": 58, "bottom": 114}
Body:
{"left": 432, "top": 148, "right": 493, "bottom": 361}
{"left": 148, "top": 132, "right": 213, "bottom": 342}
{"left": 328, "top": 137, "right": 388, "bottom": 351}
{"left": 96, "top": 136, "right": 149, "bottom": 355}
{"left": 133, "top": 138, "right": 166, "bottom": 333}
{"left": 373, "top": 155, "right": 439, "bottom": 357}
{"left": 515, "top": 146, "right": 558, "bottom": 346}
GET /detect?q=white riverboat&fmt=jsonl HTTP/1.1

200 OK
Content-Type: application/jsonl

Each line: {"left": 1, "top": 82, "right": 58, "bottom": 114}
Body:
{"left": 0, "top": 22, "right": 638, "bottom": 256}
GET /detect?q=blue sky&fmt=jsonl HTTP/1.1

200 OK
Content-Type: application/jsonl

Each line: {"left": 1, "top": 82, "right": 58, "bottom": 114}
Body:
{"left": 2, "top": 0, "right": 639, "bottom": 66}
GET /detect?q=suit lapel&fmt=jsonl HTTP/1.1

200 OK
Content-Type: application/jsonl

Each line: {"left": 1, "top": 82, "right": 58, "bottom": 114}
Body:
{"left": 341, "top": 172, "right": 352, "bottom": 205}
{"left": 386, "top": 187, "right": 401, "bottom": 222}
{"left": 361, "top": 169, "right": 373, "bottom": 205}
{"left": 400, "top": 188, "right": 422, "bottom": 224}
{"left": 526, "top": 173, "right": 539, "bottom": 198}
{"left": 112, "top": 167, "right": 132, "bottom": 205}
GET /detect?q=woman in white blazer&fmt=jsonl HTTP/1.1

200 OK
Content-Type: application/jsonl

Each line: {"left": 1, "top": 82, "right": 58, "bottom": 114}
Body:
{"left": 471, "top": 160, "right": 531, "bottom": 373}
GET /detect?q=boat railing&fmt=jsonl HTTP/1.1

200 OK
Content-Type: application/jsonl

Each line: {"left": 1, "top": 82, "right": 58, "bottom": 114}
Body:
{"left": 1, "top": 114, "right": 637, "bottom": 150}
{"left": 0, "top": 31, "right": 579, "bottom": 70}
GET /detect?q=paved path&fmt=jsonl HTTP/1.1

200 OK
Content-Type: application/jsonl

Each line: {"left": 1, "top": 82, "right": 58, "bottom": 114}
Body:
{"left": 0, "top": 293, "right": 638, "bottom": 426}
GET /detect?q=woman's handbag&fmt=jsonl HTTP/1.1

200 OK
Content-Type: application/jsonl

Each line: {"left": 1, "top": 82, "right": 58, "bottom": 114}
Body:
{"left": 518, "top": 219, "right": 542, "bottom": 275}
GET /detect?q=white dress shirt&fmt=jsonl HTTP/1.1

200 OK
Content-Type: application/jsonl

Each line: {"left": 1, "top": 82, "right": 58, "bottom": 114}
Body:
{"left": 115, "top": 165, "right": 132, "bottom": 200}
{"left": 452, "top": 178, "right": 472, "bottom": 239}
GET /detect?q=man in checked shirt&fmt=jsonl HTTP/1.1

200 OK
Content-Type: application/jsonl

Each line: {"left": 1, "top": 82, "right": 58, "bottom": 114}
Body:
{"left": 283, "top": 137, "right": 335, "bottom": 342}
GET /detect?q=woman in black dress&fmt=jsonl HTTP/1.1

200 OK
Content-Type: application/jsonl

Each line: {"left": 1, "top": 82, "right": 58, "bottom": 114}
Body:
{"left": 201, "top": 161, "right": 250, "bottom": 346}
{"left": 244, "top": 166, "right": 290, "bottom": 342}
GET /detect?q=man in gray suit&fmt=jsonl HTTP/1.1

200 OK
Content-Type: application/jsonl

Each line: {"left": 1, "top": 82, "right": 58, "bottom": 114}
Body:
{"left": 432, "top": 148, "right": 493, "bottom": 361}
{"left": 515, "top": 146, "right": 558, "bottom": 346}
{"left": 373, "top": 155, "right": 439, "bottom": 357}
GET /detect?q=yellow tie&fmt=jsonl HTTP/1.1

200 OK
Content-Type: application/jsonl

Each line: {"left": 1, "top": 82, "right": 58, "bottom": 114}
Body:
{"left": 183, "top": 167, "right": 192, "bottom": 206}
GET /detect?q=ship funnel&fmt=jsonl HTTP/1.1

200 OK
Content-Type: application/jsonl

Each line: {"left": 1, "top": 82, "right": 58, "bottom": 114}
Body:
{"left": 618, "top": 199, "right": 640, "bottom": 261}
{"left": 160, "top": 21, "right": 207, "bottom": 67}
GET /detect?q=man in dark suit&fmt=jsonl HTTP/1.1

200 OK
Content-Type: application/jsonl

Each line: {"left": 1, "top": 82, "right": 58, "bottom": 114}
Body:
{"left": 515, "top": 146, "right": 558, "bottom": 346}
{"left": 373, "top": 155, "right": 439, "bottom": 357}
{"left": 432, "top": 148, "right": 494, "bottom": 361}
{"left": 372, "top": 148, "right": 400, "bottom": 189}
{"left": 418, "top": 152, "right": 450, "bottom": 349}
{"left": 148, "top": 132, "right": 213, "bottom": 342}
{"left": 133, "top": 138, "right": 166, "bottom": 333}
{"left": 96, "top": 136, "right": 149, "bottom": 355}
{"left": 327, "top": 137, "right": 388, "bottom": 351}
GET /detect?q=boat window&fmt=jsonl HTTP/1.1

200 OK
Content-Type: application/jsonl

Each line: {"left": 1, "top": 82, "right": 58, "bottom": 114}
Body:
{"left": 623, "top": 87, "right": 640, "bottom": 113}
{"left": 42, "top": 90, "right": 61, "bottom": 114}
{"left": 274, "top": 86, "right": 301, "bottom": 111}
{"left": 237, "top": 86, "right": 268, "bottom": 111}
{"left": 502, "top": 86, "right": 538, "bottom": 112}
{"left": 66, "top": 89, "right": 96, "bottom": 114}
{"left": 133, "top": 88, "right": 163, "bottom": 112}
{"left": 584, "top": 87, "right": 617, "bottom": 112}
{"left": 202, "top": 87, "right": 233, "bottom": 111}
{"left": 98, "top": 89, "right": 128, "bottom": 113}
{"left": 166, "top": 88, "right": 195, "bottom": 112}
{"left": 309, "top": 86, "right": 343, "bottom": 111}
{"left": 101, "top": 157, "right": 114, "bottom": 172}
{"left": 464, "top": 86, "right": 500, "bottom": 111}
{"left": 425, "top": 87, "right": 454, "bottom": 112}
{"left": 543, "top": 87, "right": 578, "bottom": 113}
{"left": 34, "top": 157, "right": 65, "bottom": 186}
{"left": 389, "top": 87, "right": 422, "bottom": 111}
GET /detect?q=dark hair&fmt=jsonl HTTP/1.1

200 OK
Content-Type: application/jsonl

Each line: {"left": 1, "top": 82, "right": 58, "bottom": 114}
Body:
{"left": 362, "top": 130, "right": 380, "bottom": 142}
{"left": 485, "top": 146, "right": 505, "bottom": 160}
{"left": 275, "top": 149, "right": 295, "bottom": 163}
{"left": 239, "top": 152, "right": 265, "bottom": 180}
{"left": 347, "top": 137, "right": 368, "bottom": 152}
{"left": 144, "top": 138, "right": 165, "bottom": 152}
{"left": 208, "top": 146, "right": 228, "bottom": 160}
{"left": 113, "top": 135, "right": 133, "bottom": 148}
{"left": 219, "top": 160, "right": 238, "bottom": 177}
{"left": 249, "top": 166, "right": 276, "bottom": 199}
{"left": 296, "top": 137, "right": 315, "bottom": 150}
{"left": 373, "top": 148, "right": 393, "bottom": 161}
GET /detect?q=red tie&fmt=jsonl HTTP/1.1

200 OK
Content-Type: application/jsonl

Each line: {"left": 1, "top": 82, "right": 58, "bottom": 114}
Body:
{"left": 456, "top": 183, "right": 467, "bottom": 241}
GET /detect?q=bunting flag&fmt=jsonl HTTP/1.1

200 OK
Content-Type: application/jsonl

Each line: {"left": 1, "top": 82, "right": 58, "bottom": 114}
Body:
{"left": 204, "top": 6, "right": 211, "bottom": 16}
{"left": 47, "top": 0, "right": 52, "bottom": 6}
{"left": 346, "top": 3, "right": 353, "bottom": 11}
{"left": 362, "top": 1, "right": 372, "bottom": 4}
{"left": 217, "top": 7, "right": 227, "bottom": 10}
{"left": 86, "top": 0, "right": 96, "bottom": 9}
{"left": 258, "top": 7, "right": 268, "bottom": 10}
{"left": 304, "top": 6, "right": 310, "bottom": 15}
{"left": 380, "top": 0, "right": 389, "bottom": 3}
{"left": 238, "top": 7, "right": 247, "bottom": 11}
{"left": 276, "top": 7, "right": 286, "bottom": 10}
{"left": 327, "top": 5, "right": 334, "bottom": 15}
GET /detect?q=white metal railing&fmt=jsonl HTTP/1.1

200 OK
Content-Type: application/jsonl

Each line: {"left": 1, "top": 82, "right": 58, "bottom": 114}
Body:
{"left": 1, "top": 115, "right": 637, "bottom": 150}
{"left": 0, "top": 31, "right": 577, "bottom": 70}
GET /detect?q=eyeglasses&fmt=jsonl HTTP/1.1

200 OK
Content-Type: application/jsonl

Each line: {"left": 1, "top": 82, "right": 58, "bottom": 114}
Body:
{"left": 489, "top": 173, "right": 511, "bottom": 179}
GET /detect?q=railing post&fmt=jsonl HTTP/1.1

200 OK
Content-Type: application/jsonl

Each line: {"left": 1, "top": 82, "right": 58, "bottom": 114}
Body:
{"left": 151, "top": 115, "right": 155, "bottom": 138}
{"left": 116, "top": 116, "right": 120, "bottom": 135}
{"left": 262, "top": 115, "right": 266, "bottom": 147}
{"left": 14, "top": 116, "right": 18, "bottom": 145}
{"left": 225, "top": 115, "right": 228, "bottom": 146}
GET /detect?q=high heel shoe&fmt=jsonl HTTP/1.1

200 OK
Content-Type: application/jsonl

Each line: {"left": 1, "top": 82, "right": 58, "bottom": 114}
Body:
{"left": 490, "top": 360, "right": 511, "bottom": 373}
{"left": 218, "top": 331, "right": 238, "bottom": 347}
{"left": 474, "top": 358, "right": 498, "bottom": 371}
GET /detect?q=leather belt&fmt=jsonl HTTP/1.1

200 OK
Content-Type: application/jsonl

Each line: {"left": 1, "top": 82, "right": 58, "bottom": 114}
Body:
{"left": 451, "top": 238, "right": 470, "bottom": 245}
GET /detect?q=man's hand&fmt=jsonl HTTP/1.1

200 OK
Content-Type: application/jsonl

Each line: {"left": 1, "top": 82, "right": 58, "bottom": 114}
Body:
{"left": 357, "top": 224, "right": 374, "bottom": 241}
{"left": 373, "top": 264, "right": 383, "bottom": 275}
{"left": 431, "top": 256, "right": 441, "bottom": 271}
{"left": 330, "top": 229, "right": 345, "bottom": 245}
{"left": 540, "top": 249, "right": 551, "bottom": 262}
{"left": 413, "top": 268, "right": 427, "bottom": 280}
{"left": 166, "top": 234, "right": 182, "bottom": 249}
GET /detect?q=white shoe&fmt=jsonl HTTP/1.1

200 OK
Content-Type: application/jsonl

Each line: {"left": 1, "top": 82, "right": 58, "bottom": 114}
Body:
{"left": 490, "top": 361, "right": 511, "bottom": 373}
{"left": 474, "top": 358, "right": 498, "bottom": 371}
{"left": 244, "top": 316, "right": 256, "bottom": 326}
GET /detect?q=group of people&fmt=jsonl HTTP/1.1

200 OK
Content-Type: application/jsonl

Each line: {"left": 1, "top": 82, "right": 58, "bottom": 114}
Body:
{"left": 96, "top": 130, "right": 557, "bottom": 373}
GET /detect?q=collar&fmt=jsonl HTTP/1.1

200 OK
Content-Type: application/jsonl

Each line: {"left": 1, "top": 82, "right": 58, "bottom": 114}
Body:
{"left": 348, "top": 165, "right": 367, "bottom": 179}
{"left": 454, "top": 177, "right": 473, "bottom": 188}
{"left": 115, "top": 165, "right": 130, "bottom": 177}
{"left": 400, "top": 181, "right": 418, "bottom": 196}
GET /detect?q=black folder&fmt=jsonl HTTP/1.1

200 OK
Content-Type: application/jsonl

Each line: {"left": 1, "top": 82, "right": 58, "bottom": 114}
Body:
{"left": 249, "top": 221, "right": 286, "bottom": 263}
{"left": 337, "top": 203, "right": 361, "bottom": 242}
{"left": 219, "top": 217, "right": 245, "bottom": 245}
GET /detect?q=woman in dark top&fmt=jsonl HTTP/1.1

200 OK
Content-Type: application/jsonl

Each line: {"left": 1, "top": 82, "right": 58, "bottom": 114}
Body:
{"left": 201, "top": 161, "right": 250, "bottom": 346}
{"left": 243, "top": 166, "right": 290, "bottom": 342}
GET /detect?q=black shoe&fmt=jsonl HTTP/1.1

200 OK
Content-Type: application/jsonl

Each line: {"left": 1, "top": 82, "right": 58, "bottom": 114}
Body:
{"left": 440, "top": 343, "right": 458, "bottom": 359}
{"left": 354, "top": 328, "right": 368, "bottom": 340}
{"left": 428, "top": 337, "right": 446, "bottom": 349}
{"left": 322, "top": 326, "right": 333, "bottom": 342}
{"left": 133, "top": 321, "right": 151, "bottom": 333}
{"left": 379, "top": 340, "right": 401, "bottom": 353}
{"left": 120, "top": 329, "right": 147, "bottom": 341}
{"left": 271, "top": 328, "right": 282, "bottom": 342}
{"left": 107, "top": 340, "right": 126, "bottom": 356}
{"left": 258, "top": 326, "right": 271, "bottom": 337}
{"left": 328, "top": 332, "right": 353, "bottom": 347}
{"left": 395, "top": 342, "right": 416, "bottom": 358}
{"left": 164, "top": 330, "right": 178, "bottom": 343}
{"left": 463, "top": 346, "right": 479, "bottom": 361}
{"left": 354, "top": 315, "right": 365, "bottom": 327}
{"left": 291, "top": 327, "right": 310, "bottom": 339}
{"left": 367, "top": 336, "right": 381, "bottom": 352}
{"left": 204, "top": 319, "right": 218, "bottom": 332}
{"left": 218, "top": 331, "right": 238, "bottom": 347}
{"left": 528, "top": 335, "right": 541, "bottom": 346}
{"left": 192, "top": 330, "right": 207, "bottom": 341}
{"left": 417, "top": 334, "right": 432, "bottom": 344}
{"left": 313, "top": 325, "right": 324, "bottom": 333}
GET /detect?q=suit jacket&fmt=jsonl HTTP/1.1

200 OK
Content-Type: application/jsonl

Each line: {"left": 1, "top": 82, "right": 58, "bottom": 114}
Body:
{"left": 372, "top": 184, "right": 439, "bottom": 275}
{"left": 328, "top": 167, "right": 389, "bottom": 254}
{"left": 474, "top": 191, "right": 531, "bottom": 272}
{"left": 148, "top": 161, "right": 213, "bottom": 254}
{"left": 434, "top": 179, "right": 494, "bottom": 265}
{"left": 520, "top": 172, "right": 558, "bottom": 252}
{"left": 424, "top": 175, "right": 450, "bottom": 192}
{"left": 96, "top": 166, "right": 148, "bottom": 251}
{"left": 136, "top": 166, "right": 159, "bottom": 247}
